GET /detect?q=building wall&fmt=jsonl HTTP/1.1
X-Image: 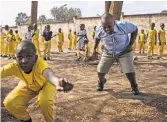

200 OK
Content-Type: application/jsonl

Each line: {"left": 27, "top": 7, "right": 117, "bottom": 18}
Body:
{"left": 8, "top": 13, "right": 167, "bottom": 50}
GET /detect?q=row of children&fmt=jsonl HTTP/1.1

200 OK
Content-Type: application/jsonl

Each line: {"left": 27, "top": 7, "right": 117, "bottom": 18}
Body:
{"left": 0, "top": 25, "right": 21, "bottom": 59}
{"left": 41, "top": 24, "right": 97, "bottom": 61}
{"left": 133, "top": 23, "right": 166, "bottom": 59}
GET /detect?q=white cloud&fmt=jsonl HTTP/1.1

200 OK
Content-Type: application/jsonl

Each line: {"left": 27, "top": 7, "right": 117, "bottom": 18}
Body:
{"left": 87, "top": 1, "right": 103, "bottom": 7}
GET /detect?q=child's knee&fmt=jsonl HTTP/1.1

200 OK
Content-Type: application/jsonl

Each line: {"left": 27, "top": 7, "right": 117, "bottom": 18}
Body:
{"left": 3, "top": 97, "right": 14, "bottom": 110}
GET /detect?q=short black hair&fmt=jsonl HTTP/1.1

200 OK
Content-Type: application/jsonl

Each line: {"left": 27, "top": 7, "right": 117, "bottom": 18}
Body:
{"left": 101, "top": 13, "right": 113, "bottom": 19}
{"left": 16, "top": 41, "right": 36, "bottom": 54}
{"left": 15, "top": 30, "right": 18, "bottom": 33}
{"left": 160, "top": 23, "right": 164, "bottom": 26}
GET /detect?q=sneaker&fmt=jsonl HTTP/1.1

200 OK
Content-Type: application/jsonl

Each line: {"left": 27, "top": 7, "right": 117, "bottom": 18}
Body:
{"left": 132, "top": 86, "right": 139, "bottom": 95}
{"left": 43, "top": 57, "right": 47, "bottom": 60}
{"left": 157, "top": 56, "right": 160, "bottom": 59}
{"left": 97, "top": 78, "right": 107, "bottom": 91}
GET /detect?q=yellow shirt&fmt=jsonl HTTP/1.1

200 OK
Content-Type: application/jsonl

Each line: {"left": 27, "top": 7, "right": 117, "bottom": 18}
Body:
{"left": 147, "top": 29, "right": 157, "bottom": 42}
{"left": 159, "top": 29, "right": 166, "bottom": 43}
{"left": 139, "top": 33, "right": 145, "bottom": 42}
{"left": 3, "top": 30, "right": 9, "bottom": 40}
{"left": 73, "top": 34, "right": 77, "bottom": 42}
{"left": 1, "top": 57, "right": 49, "bottom": 91}
{"left": 7, "top": 34, "right": 15, "bottom": 42}
{"left": 0, "top": 32, "right": 5, "bottom": 43}
{"left": 92, "top": 31, "right": 95, "bottom": 39}
{"left": 57, "top": 32, "right": 64, "bottom": 42}
{"left": 14, "top": 33, "right": 20, "bottom": 43}
{"left": 68, "top": 32, "right": 73, "bottom": 40}
{"left": 32, "top": 29, "right": 39, "bottom": 40}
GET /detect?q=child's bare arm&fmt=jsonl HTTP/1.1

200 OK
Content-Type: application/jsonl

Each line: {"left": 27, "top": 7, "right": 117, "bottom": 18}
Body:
{"left": 43, "top": 68, "right": 73, "bottom": 91}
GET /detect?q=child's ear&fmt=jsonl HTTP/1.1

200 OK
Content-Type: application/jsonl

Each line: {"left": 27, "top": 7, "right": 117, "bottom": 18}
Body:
{"left": 35, "top": 55, "right": 38, "bottom": 61}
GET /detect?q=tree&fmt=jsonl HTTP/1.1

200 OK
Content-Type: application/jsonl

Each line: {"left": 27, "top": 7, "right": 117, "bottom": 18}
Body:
{"left": 15, "top": 12, "right": 28, "bottom": 25}
{"left": 31, "top": 1, "right": 38, "bottom": 25}
{"left": 38, "top": 15, "right": 47, "bottom": 24}
{"left": 46, "top": 19, "right": 55, "bottom": 23}
{"left": 51, "top": 6, "right": 82, "bottom": 22}
{"left": 105, "top": 1, "right": 123, "bottom": 20}
{"left": 161, "top": 10, "right": 167, "bottom": 13}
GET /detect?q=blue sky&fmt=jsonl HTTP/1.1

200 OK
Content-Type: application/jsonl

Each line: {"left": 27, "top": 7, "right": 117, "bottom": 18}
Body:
{"left": 1, "top": 1, "right": 167, "bottom": 26}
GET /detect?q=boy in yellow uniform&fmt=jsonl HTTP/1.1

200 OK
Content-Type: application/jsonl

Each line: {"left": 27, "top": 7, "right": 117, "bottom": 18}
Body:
{"left": 77, "top": 40, "right": 91, "bottom": 61}
{"left": 138, "top": 29, "right": 146, "bottom": 54}
{"left": 43, "top": 25, "right": 52, "bottom": 60}
{"left": 0, "top": 27, "right": 5, "bottom": 57}
{"left": 132, "top": 40, "right": 137, "bottom": 53}
{"left": 32, "top": 23, "right": 41, "bottom": 57}
{"left": 72, "top": 31, "right": 77, "bottom": 50}
{"left": 158, "top": 23, "right": 166, "bottom": 59}
{"left": 147, "top": 23, "right": 157, "bottom": 59}
{"left": 7, "top": 29, "right": 16, "bottom": 59}
{"left": 1, "top": 41, "right": 73, "bottom": 122}
{"left": 4, "top": 25, "right": 9, "bottom": 57}
{"left": 14, "top": 30, "right": 21, "bottom": 50}
{"left": 56, "top": 28, "right": 64, "bottom": 52}
{"left": 92, "top": 26, "right": 100, "bottom": 53}
{"left": 68, "top": 29, "right": 73, "bottom": 50}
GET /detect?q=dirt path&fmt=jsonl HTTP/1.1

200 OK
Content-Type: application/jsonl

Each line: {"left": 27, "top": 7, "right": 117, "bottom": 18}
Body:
{"left": 1, "top": 52, "right": 167, "bottom": 122}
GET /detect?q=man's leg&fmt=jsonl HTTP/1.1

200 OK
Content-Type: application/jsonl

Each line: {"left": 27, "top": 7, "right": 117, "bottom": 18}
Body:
{"left": 97, "top": 52, "right": 115, "bottom": 91}
{"left": 38, "top": 82, "right": 56, "bottom": 122}
{"left": 3, "top": 82, "right": 37, "bottom": 121}
{"left": 119, "top": 52, "right": 139, "bottom": 95}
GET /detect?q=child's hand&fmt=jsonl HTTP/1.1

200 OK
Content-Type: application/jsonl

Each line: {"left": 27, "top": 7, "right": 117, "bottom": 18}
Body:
{"left": 57, "top": 78, "right": 73, "bottom": 92}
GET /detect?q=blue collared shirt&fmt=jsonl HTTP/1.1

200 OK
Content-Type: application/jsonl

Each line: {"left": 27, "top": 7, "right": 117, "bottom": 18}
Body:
{"left": 96, "top": 21, "right": 137, "bottom": 54}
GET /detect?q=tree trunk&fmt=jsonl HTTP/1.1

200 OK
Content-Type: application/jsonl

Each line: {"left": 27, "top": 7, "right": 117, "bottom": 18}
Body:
{"left": 105, "top": 1, "right": 123, "bottom": 20}
{"left": 31, "top": 1, "right": 38, "bottom": 26}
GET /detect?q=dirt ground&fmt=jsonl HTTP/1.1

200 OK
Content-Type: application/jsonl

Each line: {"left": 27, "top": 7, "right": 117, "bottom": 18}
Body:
{"left": 1, "top": 50, "right": 167, "bottom": 122}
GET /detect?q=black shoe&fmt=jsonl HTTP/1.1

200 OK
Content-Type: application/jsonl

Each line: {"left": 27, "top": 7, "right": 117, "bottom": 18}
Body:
{"left": 43, "top": 57, "right": 47, "bottom": 60}
{"left": 97, "top": 78, "right": 107, "bottom": 91}
{"left": 132, "top": 86, "right": 139, "bottom": 95}
{"left": 18, "top": 118, "right": 32, "bottom": 122}
{"left": 3, "top": 55, "right": 7, "bottom": 57}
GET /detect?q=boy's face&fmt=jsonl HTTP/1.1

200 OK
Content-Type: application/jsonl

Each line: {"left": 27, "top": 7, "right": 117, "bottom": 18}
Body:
{"left": 5, "top": 26, "right": 9, "bottom": 31}
{"left": 59, "top": 29, "right": 61, "bottom": 32}
{"left": 151, "top": 23, "right": 155, "bottom": 29}
{"left": 10, "top": 30, "right": 13, "bottom": 35}
{"left": 69, "top": 30, "right": 71, "bottom": 32}
{"left": 46, "top": 25, "right": 50, "bottom": 31}
{"left": 141, "top": 30, "right": 144, "bottom": 33}
{"left": 16, "top": 46, "right": 37, "bottom": 73}
{"left": 80, "top": 25, "right": 85, "bottom": 30}
{"left": 160, "top": 24, "right": 164, "bottom": 29}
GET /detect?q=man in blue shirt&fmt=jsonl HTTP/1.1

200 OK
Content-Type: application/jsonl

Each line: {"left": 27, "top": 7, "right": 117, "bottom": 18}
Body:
{"left": 92, "top": 13, "right": 139, "bottom": 95}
